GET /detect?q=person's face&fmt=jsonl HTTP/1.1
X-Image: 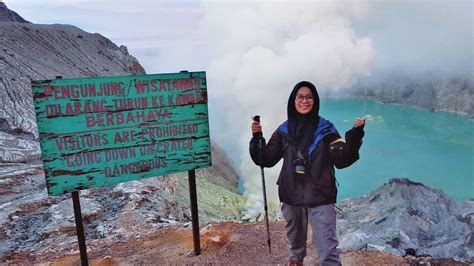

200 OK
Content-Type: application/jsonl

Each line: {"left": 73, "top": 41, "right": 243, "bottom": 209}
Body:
{"left": 294, "top": 87, "right": 314, "bottom": 115}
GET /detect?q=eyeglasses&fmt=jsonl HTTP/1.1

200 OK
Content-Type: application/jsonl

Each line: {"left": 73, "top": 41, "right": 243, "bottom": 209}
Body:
{"left": 295, "top": 95, "right": 314, "bottom": 102}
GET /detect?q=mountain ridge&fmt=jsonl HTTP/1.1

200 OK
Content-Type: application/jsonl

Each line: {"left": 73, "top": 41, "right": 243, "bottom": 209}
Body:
{"left": 0, "top": 2, "right": 29, "bottom": 23}
{"left": 0, "top": 2, "right": 145, "bottom": 163}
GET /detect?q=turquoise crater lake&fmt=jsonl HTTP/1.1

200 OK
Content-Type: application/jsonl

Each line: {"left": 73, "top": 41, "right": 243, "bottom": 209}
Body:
{"left": 322, "top": 99, "right": 473, "bottom": 203}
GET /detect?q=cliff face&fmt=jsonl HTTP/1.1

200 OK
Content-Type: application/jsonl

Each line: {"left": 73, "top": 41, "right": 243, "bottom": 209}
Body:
{"left": 0, "top": 22, "right": 145, "bottom": 137}
{"left": 345, "top": 71, "right": 474, "bottom": 118}
{"left": 0, "top": 3, "right": 145, "bottom": 162}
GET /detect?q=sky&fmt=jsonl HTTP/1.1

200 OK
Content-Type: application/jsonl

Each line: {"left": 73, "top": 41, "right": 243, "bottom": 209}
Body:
{"left": 4, "top": 0, "right": 473, "bottom": 217}
{"left": 6, "top": 0, "right": 473, "bottom": 76}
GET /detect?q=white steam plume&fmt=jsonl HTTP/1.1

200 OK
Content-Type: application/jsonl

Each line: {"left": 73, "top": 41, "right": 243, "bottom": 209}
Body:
{"left": 199, "top": 1, "right": 375, "bottom": 219}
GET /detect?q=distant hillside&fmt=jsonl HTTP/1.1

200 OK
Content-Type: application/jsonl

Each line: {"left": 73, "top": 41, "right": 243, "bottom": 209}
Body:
{"left": 342, "top": 70, "right": 474, "bottom": 118}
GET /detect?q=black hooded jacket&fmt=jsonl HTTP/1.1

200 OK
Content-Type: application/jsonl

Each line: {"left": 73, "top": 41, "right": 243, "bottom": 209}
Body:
{"left": 249, "top": 81, "right": 364, "bottom": 207}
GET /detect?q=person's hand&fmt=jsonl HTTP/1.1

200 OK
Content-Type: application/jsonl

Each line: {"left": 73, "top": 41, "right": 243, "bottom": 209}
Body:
{"left": 251, "top": 121, "right": 262, "bottom": 135}
{"left": 354, "top": 117, "right": 366, "bottom": 128}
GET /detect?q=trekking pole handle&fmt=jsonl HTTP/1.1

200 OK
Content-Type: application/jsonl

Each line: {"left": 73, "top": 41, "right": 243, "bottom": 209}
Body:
{"left": 252, "top": 115, "right": 265, "bottom": 167}
{"left": 252, "top": 115, "right": 262, "bottom": 138}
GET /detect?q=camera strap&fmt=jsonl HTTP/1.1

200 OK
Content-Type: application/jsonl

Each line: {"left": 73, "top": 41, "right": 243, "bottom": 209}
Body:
{"left": 286, "top": 134, "right": 314, "bottom": 163}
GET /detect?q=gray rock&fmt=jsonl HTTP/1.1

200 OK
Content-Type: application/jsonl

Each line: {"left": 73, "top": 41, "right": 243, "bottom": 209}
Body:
{"left": 201, "top": 140, "right": 239, "bottom": 192}
{"left": 0, "top": 132, "right": 39, "bottom": 162}
{"left": 337, "top": 178, "right": 472, "bottom": 262}
{"left": 460, "top": 200, "right": 474, "bottom": 230}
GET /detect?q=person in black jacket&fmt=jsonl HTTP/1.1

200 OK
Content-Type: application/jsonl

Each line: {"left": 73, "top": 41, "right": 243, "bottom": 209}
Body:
{"left": 249, "top": 81, "right": 365, "bottom": 266}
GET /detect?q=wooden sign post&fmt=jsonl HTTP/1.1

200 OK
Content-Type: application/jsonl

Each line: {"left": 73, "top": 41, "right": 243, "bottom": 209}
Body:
{"left": 32, "top": 72, "right": 211, "bottom": 264}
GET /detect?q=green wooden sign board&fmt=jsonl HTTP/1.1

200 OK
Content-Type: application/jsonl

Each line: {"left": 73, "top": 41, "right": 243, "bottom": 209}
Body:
{"left": 32, "top": 71, "right": 211, "bottom": 196}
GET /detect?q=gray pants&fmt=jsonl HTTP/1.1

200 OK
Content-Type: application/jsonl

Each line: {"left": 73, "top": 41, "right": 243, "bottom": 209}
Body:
{"left": 281, "top": 203, "right": 341, "bottom": 266}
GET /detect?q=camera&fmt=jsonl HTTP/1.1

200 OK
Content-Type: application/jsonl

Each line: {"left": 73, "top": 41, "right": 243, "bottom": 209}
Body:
{"left": 294, "top": 151, "right": 307, "bottom": 174}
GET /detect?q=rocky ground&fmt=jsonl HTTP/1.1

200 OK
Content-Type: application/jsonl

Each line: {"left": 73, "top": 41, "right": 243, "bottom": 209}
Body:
{"left": 2, "top": 221, "right": 469, "bottom": 265}
{"left": 1, "top": 161, "right": 472, "bottom": 265}
{"left": 0, "top": 159, "right": 244, "bottom": 262}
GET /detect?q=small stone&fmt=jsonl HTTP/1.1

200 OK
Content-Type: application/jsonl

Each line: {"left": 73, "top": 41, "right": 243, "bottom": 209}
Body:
{"left": 183, "top": 222, "right": 191, "bottom": 228}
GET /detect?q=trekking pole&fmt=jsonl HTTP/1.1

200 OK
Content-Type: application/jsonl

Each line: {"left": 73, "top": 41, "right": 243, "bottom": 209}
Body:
{"left": 253, "top": 115, "right": 271, "bottom": 254}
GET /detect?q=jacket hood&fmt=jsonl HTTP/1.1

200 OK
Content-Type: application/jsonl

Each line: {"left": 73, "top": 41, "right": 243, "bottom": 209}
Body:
{"left": 287, "top": 81, "right": 320, "bottom": 151}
